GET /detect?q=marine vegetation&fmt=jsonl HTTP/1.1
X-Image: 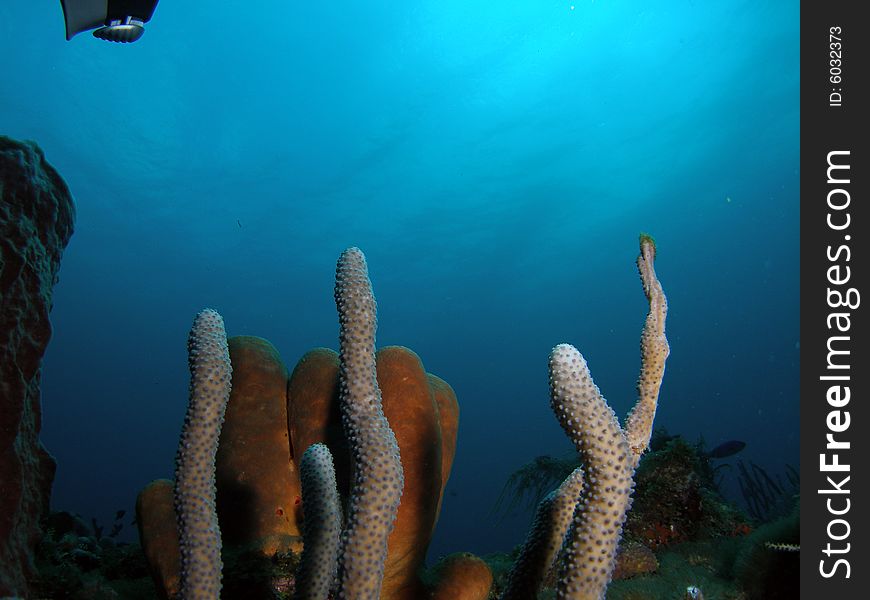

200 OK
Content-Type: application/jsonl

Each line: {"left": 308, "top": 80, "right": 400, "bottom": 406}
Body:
{"left": 735, "top": 461, "right": 799, "bottom": 522}
{"left": 33, "top": 510, "right": 155, "bottom": 600}
{"left": 491, "top": 454, "right": 579, "bottom": 519}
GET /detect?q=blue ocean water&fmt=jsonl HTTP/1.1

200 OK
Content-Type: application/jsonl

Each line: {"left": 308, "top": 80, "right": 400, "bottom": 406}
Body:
{"left": 1, "top": 0, "right": 798, "bottom": 560}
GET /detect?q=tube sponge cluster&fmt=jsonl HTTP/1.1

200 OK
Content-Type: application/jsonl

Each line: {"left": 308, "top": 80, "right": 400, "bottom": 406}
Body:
{"left": 333, "top": 247, "right": 404, "bottom": 600}
{"left": 294, "top": 443, "right": 342, "bottom": 600}
{"left": 173, "top": 308, "right": 233, "bottom": 600}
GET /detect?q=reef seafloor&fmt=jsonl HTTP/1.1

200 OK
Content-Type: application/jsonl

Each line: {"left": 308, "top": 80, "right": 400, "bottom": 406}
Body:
{"left": 0, "top": 136, "right": 799, "bottom": 600}
{"left": 31, "top": 437, "right": 800, "bottom": 600}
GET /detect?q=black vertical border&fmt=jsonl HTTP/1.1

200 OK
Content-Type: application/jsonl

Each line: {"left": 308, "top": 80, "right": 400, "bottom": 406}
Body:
{"left": 801, "top": 2, "right": 869, "bottom": 597}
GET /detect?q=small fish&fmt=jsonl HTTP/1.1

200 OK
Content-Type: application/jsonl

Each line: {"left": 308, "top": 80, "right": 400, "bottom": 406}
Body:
{"left": 115, "top": 509, "right": 126, "bottom": 521}
{"left": 707, "top": 440, "right": 746, "bottom": 459}
{"left": 237, "top": 219, "right": 242, "bottom": 228}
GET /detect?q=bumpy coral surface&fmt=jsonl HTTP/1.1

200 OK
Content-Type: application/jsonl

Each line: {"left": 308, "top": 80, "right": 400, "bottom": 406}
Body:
{"left": 174, "top": 308, "right": 233, "bottom": 600}
{"left": 625, "top": 235, "right": 669, "bottom": 467}
{"left": 294, "top": 443, "right": 341, "bottom": 600}
{"left": 549, "top": 344, "right": 635, "bottom": 600}
{"left": 500, "top": 235, "right": 668, "bottom": 600}
{"left": 333, "top": 247, "right": 404, "bottom": 600}
{"left": 500, "top": 468, "right": 584, "bottom": 600}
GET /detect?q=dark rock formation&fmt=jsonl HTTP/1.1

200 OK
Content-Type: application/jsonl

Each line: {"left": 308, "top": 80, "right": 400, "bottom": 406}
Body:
{"left": 1, "top": 135, "right": 75, "bottom": 596}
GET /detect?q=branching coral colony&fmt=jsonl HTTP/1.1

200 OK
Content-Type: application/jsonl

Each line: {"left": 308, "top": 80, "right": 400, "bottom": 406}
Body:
{"left": 500, "top": 234, "right": 668, "bottom": 600}
{"left": 166, "top": 236, "right": 668, "bottom": 600}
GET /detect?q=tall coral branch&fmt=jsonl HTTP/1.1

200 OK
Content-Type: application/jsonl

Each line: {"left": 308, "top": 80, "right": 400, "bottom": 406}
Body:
{"left": 625, "top": 234, "right": 669, "bottom": 468}
{"left": 174, "top": 308, "right": 232, "bottom": 600}
{"left": 499, "top": 468, "right": 584, "bottom": 600}
{"left": 542, "top": 236, "right": 669, "bottom": 600}
{"left": 334, "top": 247, "right": 404, "bottom": 600}
{"left": 294, "top": 443, "right": 342, "bottom": 600}
{"left": 550, "top": 345, "right": 634, "bottom": 600}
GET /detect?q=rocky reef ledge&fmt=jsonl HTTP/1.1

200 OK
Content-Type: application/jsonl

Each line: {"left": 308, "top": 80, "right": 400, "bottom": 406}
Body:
{"left": 1, "top": 135, "right": 75, "bottom": 597}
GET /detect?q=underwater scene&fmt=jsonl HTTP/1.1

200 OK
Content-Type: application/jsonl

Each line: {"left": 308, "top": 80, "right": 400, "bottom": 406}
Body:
{"left": 0, "top": 1, "right": 799, "bottom": 599}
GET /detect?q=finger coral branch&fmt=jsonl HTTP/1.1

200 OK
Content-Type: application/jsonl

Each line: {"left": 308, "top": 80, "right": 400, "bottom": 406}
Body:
{"left": 625, "top": 234, "right": 669, "bottom": 468}
{"left": 334, "top": 247, "right": 404, "bottom": 600}
{"left": 294, "top": 443, "right": 342, "bottom": 600}
{"left": 174, "top": 308, "right": 233, "bottom": 600}
{"left": 499, "top": 468, "right": 584, "bottom": 600}
{"left": 549, "top": 344, "right": 634, "bottom": 600}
